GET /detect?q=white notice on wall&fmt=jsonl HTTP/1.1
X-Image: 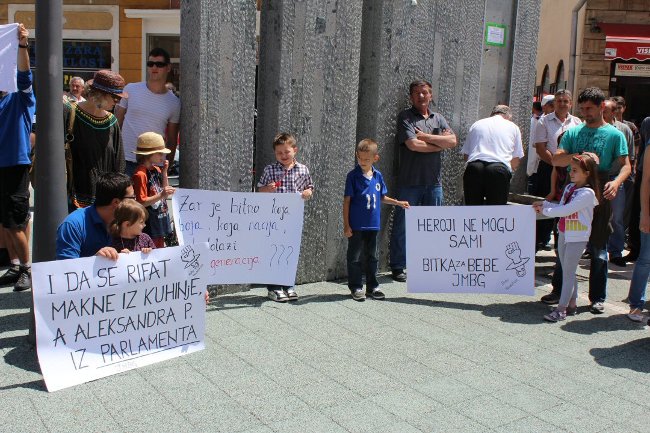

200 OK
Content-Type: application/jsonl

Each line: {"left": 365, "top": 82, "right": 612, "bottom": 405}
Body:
{"left": 32, "top": 244, "right": 210, "bottom": 392}
{"left": 406, "top": 206, "right": 535, "bottom": 295}
{"left": 172, "top": 189, "right": 305, "bottom": 286}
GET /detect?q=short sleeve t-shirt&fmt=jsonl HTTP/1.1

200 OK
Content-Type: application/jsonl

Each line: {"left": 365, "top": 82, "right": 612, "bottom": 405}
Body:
{"left": 132, "top": 165, "right": 171, "bottom": 238}
{"left": 559, "top": 123, "right": 627, "bottom": 172}
{"left": 345, "top": 165, "right": 388, "bottom": 231}
{"left": 396, "top": 107, "right": 452, "bottom": 187}
{"left": 118, "top": 82, "right": 181, "bottom": 162}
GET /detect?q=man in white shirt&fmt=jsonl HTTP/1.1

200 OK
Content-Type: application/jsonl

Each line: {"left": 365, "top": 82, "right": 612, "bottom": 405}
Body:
{"left": 115, "top": 48, "right": 180, "bottom": 176}
{"left": 526, "top": 96, "right": 553, "bottom": 186}
{"left": 461, "top": 105, "right": 524, "bottom": 205}
{"left": 63, "top": 76, "right": 86, "bottom": 102}
{"left": 532, "top": 90, "right": 581, "bottom": 251}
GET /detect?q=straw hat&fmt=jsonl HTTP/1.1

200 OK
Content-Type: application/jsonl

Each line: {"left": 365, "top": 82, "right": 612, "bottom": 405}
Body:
{"left": 133, "top": 132, "right": 171, "bottom": 155}
{"left": 87, "top": 70, "right": 128, "bottom": 99}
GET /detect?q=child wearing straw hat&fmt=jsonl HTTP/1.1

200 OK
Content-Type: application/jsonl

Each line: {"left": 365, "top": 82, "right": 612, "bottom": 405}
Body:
{"left": 132, "top": 132, "right": 175, "bottom": 248}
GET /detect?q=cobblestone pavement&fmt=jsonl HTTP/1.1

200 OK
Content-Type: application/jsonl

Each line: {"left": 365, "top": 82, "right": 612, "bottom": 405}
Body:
{"left": 1, "top": 248, "right": 648, "bottom": 432}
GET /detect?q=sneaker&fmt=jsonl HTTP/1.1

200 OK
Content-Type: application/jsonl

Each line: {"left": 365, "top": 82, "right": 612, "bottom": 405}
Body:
{"left": 268, "top": 289, "right": 288, "bottom": 302}
{"left": 581, "top": 251, "right": 592, "bottom": 259}
{"left": 351, "top": 288, "right": 366, "bottom": 301}
{"left": 13, "top": 268, "right": 31, "bottom": 292}
{"left": 367, "top": 287, "right": 385, "bottom": 300}
{"left": 544, "top": 309, "right": 567, "bottom": 322}
{"left": 627, "top": 308, "right": 644, "bottom": 322}
{"left": 0, "top": 266, "right": 21, "bottom": 286}
{"left": 590, "top": 302, "right": 605, "bottom": 314}
{"left": 540, "top": 292, "right": 560, "bottom": 305}
{"left": 285, "top": 287, "right": 298, "bottom": 301}
{"left": 623, "top": 253, "right": 638, "bottom": 263}
{"left": 391, "top": 270, "right": 406, "bottom": 282}
{"left": 610, "top": 256, "right": 627, "bottom": 267}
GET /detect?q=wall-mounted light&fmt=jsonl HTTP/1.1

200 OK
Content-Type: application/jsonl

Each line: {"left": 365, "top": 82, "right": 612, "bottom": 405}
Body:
{"left": 589, "top": 18, "right": 601, "bottom": 33}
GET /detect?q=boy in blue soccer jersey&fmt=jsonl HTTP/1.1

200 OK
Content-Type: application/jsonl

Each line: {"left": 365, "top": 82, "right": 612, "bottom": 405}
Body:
{"left": 343, "top": 139, "right": 410, "bottom": 301}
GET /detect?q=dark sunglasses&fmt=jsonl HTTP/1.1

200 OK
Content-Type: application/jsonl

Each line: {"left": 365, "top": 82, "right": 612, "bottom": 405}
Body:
{"left": 147, "top": 61, "right": 169, "bottom": 68}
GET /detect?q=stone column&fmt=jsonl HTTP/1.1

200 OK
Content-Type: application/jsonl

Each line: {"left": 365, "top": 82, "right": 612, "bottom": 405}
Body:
{"left": 180, "top": 0, "right": 257, "bottom": 191}
{"left": 508, "top": 0, "right": 542, "bottom": 194}
{"left": 356, "top": 0, "right": 487, "bottom": 267}
{"left": 256, "top": 0, "right": 364, "bottom": 283}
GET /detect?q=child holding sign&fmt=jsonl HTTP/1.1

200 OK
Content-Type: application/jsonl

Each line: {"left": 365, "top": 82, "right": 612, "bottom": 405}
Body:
{"left": 132, "top": 132, "right": 175, "bottom": 248}
{"left": 533, "top": 153, "right": 600, "bottom": 322}
{"left": 110, "top": 200, "right": 155, "bottom": 253}
{"left": 344, "top": 139, "right": 410, "bottom": 301}
{"left": 257, "top": 132, "right": 314, "bottom": 302}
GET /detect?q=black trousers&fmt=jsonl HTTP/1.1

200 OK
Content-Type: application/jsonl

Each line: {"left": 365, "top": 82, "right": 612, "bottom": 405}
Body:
{"left": 533, "top": 161, "right": 555, "bottom": 246}
{"left": 463, "top": 160, "right": 511, "bottom": 205}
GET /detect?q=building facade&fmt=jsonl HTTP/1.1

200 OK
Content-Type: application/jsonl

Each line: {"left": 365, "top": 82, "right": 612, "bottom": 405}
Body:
{"left": 1, "top": 0, "right": 181, "bottom": 90}
{"left": 536, "top": 0, "right": 649, "bottom": 124}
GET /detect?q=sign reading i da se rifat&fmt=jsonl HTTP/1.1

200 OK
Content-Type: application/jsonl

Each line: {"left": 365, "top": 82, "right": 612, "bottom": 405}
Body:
{"left": 32, "top": 244, "right": 210, "bottom": 392}
{"left": 406, "top": 206, "right": 535, "bottom": 295}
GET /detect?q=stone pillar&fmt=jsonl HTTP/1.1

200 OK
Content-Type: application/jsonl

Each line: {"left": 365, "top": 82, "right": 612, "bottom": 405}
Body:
{"left": 180, "top": 0, "right": 257, "bottom": 191}
{"left": 508, "top": 0, "right": 542, "bottom": 194}
{"left": 256, "top": 0, "right": 364, "bottom": 283}
{"left": 356, "top": 0, "right": 487, "bottom": 267}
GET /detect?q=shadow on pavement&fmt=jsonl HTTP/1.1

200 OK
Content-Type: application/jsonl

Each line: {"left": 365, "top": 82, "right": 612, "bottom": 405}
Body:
{"left": 3, "top": 343, "right": 41, "bottom": 375}
{"left": 0, "top": 312, "right": 31, "bottom": 335}
{"left": 384, "top": 298, "right": 551, "bottom": 325}
{"left": 590, "top": 337, "right": 650, "bottom": 373}
{"left": 0, "top": 379, "right": 45, "bottom": 392}
{"left": 560, "top": 314, "right": 641, "bottom": 334}
{"left": 0, "top": 290, "right": 33, "bottom": 310}
{"left": 482, "top": 301, "right": 553, "bottom": 324}
{"left": 210, "top": 292, "right": 350, "bottom": 310}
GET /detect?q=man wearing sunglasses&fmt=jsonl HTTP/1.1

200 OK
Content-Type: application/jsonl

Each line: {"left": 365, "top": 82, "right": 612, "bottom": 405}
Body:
{"left": 115, "top": 48, "right": 180, "bottom": 177}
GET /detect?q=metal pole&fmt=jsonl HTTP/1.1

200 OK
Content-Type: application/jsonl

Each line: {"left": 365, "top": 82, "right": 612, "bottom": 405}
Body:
{"left": 28, "top": 0, "right": 67, "bottom": 345}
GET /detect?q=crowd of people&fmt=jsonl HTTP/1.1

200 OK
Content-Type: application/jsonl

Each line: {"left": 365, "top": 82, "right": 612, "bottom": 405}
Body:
{"left": 1, "top": 23, "right": 650, "bottom": 325}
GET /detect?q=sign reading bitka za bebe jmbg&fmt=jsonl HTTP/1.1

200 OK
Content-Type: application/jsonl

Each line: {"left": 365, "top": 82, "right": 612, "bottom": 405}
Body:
{"left": 406, "top": 206, "right": 535, "bottom": 295}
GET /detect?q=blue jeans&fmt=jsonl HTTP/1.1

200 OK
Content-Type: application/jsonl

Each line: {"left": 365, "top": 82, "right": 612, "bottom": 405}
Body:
{"left": 607, "top": 183, "right": 626, "bottom": 258}
{"left": 551, "top": 242, "right": 608, "bottom": 303}
{"left": 347, "top": 230, "right": 379, "bottom": 291}
{"left": 389, "top": 185, "right": 443, "bottom": 271}
{"left": 628, "top": 231, "right": 650, "bottom": 310}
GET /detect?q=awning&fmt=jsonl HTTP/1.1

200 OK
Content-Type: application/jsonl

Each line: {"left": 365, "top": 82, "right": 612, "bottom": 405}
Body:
{"left": 600, "top": 23, "right": 650, "bottom": 61}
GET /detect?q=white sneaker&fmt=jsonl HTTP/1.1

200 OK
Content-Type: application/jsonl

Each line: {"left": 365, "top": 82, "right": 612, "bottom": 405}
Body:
{"left": 627, "top": 308, "right": 644, "bottom": 322}
{"left": 351, "top": 288, "right": 366, "bottom": 301}
{"left": 268, "top": 289, "right": 288, "bottom": 302}
{"left": 286, "top": 287, "right": 298, "bottom": 301}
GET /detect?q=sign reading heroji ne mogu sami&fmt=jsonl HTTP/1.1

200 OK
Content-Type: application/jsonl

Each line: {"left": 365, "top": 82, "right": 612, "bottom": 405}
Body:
{"left": 32, "top": 244, "right": 210, "bottom": 392}
{"left": 406, "top": 206, "right": 535, "bottom": 295}
{"left": 172, "top": 189, "right": 305, "bottom": 286}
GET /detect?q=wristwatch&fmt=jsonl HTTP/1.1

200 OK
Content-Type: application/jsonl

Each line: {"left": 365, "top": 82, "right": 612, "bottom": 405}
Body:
{"left": 19, "top": 42, "right": 29, "bottom": 49}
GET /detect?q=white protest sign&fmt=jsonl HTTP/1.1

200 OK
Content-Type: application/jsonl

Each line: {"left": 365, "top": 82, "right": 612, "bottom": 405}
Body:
{"left": 406, "top": 206, "right": 535, "bottom": 295}
{"left": 0, "top": 23, "right": 19, "bottom": 93}
{"left": 172, "top": 189, "right": 305, "bottom": 286}
{"left": 32, "top": 243, "right": 210, "bottom": 392}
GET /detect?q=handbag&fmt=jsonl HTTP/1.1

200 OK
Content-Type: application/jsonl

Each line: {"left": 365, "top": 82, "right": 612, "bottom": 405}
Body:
{"left": 30, "top": 102, "right": 76, "bottom": 193}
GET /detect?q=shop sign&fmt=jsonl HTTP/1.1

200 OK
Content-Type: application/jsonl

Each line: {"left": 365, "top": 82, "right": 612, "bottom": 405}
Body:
{"left": 28, "top": 39, "right": 111, "bottom": 70}
{"left": 615, "top": 63, "right": 650, "bottom": 77}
